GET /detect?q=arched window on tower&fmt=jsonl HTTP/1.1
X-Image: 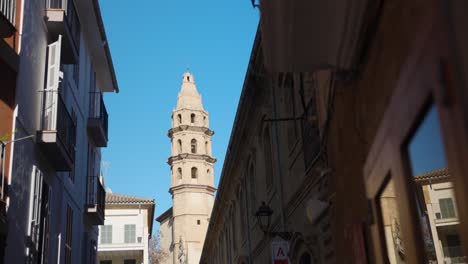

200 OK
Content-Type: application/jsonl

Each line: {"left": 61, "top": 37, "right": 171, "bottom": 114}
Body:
{"left": 191, "top": 167, "right": 198, "bottom": 179}
{"left": 191, "top": 139, "right": 197, "bottom": 154}
{"left": 177, "top": 114, "right": 182, "bottom": 125}
{"left": 177, "top": 140, "right": 182, "bottom": 154}
{"left": 203, "top": 116, "right": 207, "bottom": 126}
{"left": 191, "top": 113, "right": 195, "bottom": 124}
{"left": 205, "top": 141, "right": 209, "bottom": 155}
{"left": 177, "top": 168, "right": 182, "bottom": 179}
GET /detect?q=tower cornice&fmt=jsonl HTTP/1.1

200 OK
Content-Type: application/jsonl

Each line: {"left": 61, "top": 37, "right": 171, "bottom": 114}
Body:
{"left": 169, "top": 184, "right": 217, "bottom": 195}
{"left": 168, "top": 125, "right": 215, "bottom": 138}
{"left": 167, "top": 153, "right": 217, "bottom": 166}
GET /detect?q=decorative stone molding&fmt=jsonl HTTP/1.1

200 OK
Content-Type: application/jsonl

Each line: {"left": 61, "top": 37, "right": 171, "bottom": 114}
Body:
{"left": 168, "top": 125, "right": 214, "bottom": 137}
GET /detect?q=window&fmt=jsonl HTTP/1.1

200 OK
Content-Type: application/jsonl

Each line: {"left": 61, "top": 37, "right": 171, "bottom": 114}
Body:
{"left": 191, "top": 113, "right": 195, "bottom": 124}
{"left": 191, "top": 139, "right": 197, "bottom": 154}
{"left": 284, "top": 73, "right": 298, "bottom": 146}
{"left": 177, "top": 114, "right": 182, "bottom": 125}
{"left": 439, "top": 198, "right": 456, "bottom": 218}
{"left": 191, "top": 167, "right": 198, "bottom": 179}
{"left": 124, "top": 260, "right": 136, "bottom": 264}
{"left": 205, "top": 141, "right": 209, "bottom": 155}
{"left": 197, "top": 220, "right": 201, "bottom": 225}
{"left": 124, "top": 224, "right": 136, "bottom": 243}
{"left": 177, "top": 139, "right": 182, "bottom": 154}
{"left": 248, "top": 164, "right": 256, "bottom": 212}
{"left": 65, "top": 205, "right": 73, "bottom": 264}
{"left": 100, "top": 225, "right": 112, "bottom": 244}
{"left": 177, "top": 168, "right": 182, "bottom": 179}
{"left": 100, "top": 261, "right": 112, "bottom": 264}
{"left": 263, "top": 128, "right": 273, "bottom": 190}
{"left": 203, "top": 116, "right": 207, "bottom": 126}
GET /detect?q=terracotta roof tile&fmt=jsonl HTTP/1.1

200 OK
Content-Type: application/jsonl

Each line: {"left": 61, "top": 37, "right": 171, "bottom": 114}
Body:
{"left": 414, "top": 167, "right": 449, "bottom": 182}
{"left": 106, "top": 193, "right": 154, "bottom": 205}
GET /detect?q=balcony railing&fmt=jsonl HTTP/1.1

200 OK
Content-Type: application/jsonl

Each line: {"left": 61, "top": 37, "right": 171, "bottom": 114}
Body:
{"left": 43, "top": 91, "right": 76, "bottom": 160}
{"left": 88, "top": 92, "right": 109, "bottom": 147}
{"left": 0, "top": 0, "right": 16, "bottom": 27}
{"left": 443, "top": 246, "right": 466, "bottom": 263}
{"left": 86, "top": 175, "right": 105, "bottom": 225}
{"left": 37, "top": 90, "right": 76, "bottom": 171}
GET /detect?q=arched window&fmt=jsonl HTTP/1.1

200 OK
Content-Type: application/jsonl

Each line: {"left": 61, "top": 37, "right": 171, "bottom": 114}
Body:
{"left": 177, "top": 168, "right": 182, "bottom": 179}
{"left": 299, "top": 252, "right": 312, "bottom": 264}
{"left": 191, "top": 167, "right": 198, "bottom": 179}
{"left": 263, "top": 128, "right": 273, "bottom": 190}
{"left": 248, "top": 163, "right": 256, "bottom": 211}
{"left": 191, "top": 139, "right": 197, "bottom": 154}
{"left": 177, "top": 114, "right": 182, "bottom": 125}
{"left": 191, "top": 113, "right": 195, "bottom": 124}
{"left": 177, "top": 140, "right": 182, "bottom": 154}
{"left": 205, "top": 141, "right": 209, "bottom": 155}
{"left": 203, "top": 116, "right": 207, "bottom": 126}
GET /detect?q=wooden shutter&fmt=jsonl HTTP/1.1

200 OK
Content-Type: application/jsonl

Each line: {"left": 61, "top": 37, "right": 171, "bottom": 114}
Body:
{"left": 26, "top": 166, "right": 43, "bottom": 260}
{"left": 44, "top": 35, "right": 62, "bottom": 130}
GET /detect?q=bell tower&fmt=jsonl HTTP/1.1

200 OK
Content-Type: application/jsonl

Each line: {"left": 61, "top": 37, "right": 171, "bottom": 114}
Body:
{"left": 168, "top": 71, "right": 216, "bottom": 264}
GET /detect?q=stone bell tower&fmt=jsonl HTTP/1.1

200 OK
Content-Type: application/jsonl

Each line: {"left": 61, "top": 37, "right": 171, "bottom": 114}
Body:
{"left": 167, "top": 71, "right": 216, "bottom": 264}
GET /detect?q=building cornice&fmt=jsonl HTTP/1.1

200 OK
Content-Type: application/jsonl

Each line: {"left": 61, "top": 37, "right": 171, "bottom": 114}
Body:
{"left": 167, "top": 153, "right": 217, "bottom": 165}
{"left": 169, "top": 184, "right": 217, "bottom": 195}
{"left": 168, "top": 125, "right": 215, "bottom": 138}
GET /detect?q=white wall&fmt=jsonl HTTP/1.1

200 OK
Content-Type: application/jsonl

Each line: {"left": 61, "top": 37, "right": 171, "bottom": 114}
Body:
{"left": 98, "top": 207, "right": 151, "bottom": 264}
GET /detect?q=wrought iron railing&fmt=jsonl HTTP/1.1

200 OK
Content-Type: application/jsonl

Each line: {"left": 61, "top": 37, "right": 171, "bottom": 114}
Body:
{"left": 89, "top": 92, "right": 109, "bottom": 139}
{"left": 443, "top": 246, "right": 466, "bottom": 263}
{"left": 41, "top": 90, "right": 76, "bottom": 161}
{"left": 86, "top": 175, "right": 105, "bottom": 217}
{"left": 45, "top": 0, "right": 80, "bottom": 52}
{"left": 0, "top": 0, "right": 16, "bottom": 27}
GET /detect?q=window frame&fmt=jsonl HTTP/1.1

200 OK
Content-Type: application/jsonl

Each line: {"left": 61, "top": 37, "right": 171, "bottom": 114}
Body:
{"left": 124, "top": 224, "right": 136, "bottom": 244}
{"left": 100, "top": 225, "right": 112, "bottom": 244}
{"left": 363, "top": 8, "right": 468, "bottom": 263}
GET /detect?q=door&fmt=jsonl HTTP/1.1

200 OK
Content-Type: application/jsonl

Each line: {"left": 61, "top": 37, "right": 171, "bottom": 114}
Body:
{"left": 363, "top": 1, "right": 468, "bottom": 263}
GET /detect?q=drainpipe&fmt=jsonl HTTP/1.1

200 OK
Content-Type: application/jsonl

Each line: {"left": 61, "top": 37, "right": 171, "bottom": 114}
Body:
{"left": 269, "top": 75, "right": 287, "bottom": 232}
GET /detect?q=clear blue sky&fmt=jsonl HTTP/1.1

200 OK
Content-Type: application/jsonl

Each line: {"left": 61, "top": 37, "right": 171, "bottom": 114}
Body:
{"left": 99, "top": 1, "right": 259, "bottom": 230}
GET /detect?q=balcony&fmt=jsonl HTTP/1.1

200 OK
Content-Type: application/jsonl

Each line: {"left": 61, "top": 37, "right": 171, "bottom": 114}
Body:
{"left": 87, "top": 92, "right": 108, "bottom": 147}
{"left": 37, "top": 91, "right": 76, "bottom": 171}
{"left": 443, "top": 246, "right": 467, "bottom": 263}
{"left": 44, "top": 0, "right": 80, "bottom": 63}
{"left": 86, "top": 175, "right": 105, "bottom": 225}
{"left": 0, "top": 0, "right": 16, "bottom": 37}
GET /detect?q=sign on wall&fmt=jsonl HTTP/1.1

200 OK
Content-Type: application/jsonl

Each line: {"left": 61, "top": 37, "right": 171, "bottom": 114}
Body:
{"left": 272, "top": 240, "right": 290, "bottom": 264}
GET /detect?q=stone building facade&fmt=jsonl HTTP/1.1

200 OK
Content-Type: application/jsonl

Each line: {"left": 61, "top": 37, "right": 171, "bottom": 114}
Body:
{"left": 200, "top": 0, "right": 468, "bottom": 263}
{"left": 157, "top": 72, "right": 216, "bottom": 264}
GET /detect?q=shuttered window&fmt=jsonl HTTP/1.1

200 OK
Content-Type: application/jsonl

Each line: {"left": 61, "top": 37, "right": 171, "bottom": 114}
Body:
{"left": 440, "top": 198, "right": 456, "bottom": 218}
{"left": 124, "top": 224, "right": 136, "bottom": 243}
{"left": 100, "top": 225, "right": 112, "bottom": 244}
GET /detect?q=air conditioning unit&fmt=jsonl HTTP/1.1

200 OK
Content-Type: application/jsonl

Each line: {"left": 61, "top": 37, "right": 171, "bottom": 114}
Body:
{"left": 436, "top": 212, "right": 442, "bottom": 219}
{"left": 137, "top": 236, "right": 142, "bottom": 243}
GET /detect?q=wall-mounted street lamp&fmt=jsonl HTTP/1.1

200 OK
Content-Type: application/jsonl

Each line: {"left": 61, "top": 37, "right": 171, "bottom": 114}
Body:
{"left": 255, "top": 201, "right": 295, "bottom": 241}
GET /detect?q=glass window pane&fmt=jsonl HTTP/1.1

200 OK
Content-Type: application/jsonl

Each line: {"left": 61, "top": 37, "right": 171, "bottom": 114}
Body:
{"left": 408, "top": 105, "right": 465, "bottom": 263}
